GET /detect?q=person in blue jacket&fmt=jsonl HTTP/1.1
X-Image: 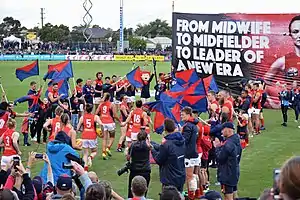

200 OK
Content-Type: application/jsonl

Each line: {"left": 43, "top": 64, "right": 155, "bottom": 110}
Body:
{"left": 214, "top": 122, "right": 242, "bottom": 200}
{"left": 151, "top": 118, "right": 186, "bottom": 192}
{"left": 40, "top": 131, "right": 80, "bottom": 184}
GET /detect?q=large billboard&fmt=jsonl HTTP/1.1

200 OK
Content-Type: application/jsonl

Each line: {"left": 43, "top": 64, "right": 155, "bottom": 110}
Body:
{"left": 172, "top": 13, "right": 300, "bottom": 108}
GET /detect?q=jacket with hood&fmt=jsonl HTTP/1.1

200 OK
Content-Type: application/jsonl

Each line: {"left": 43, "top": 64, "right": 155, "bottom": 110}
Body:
{"left": 40, "top": 132, "right": 79, "bottom": 184}
{"left": 182, "top": 118, "right": 199, "bottom": 159}
{"left": 129, "top": 140, "right": 151, "bottom": 173}
{"left": 151, "top": 132, "right": 186, "bottom": 191}
{"left": 216, "top": 133, "right": 242, "bottom": 186}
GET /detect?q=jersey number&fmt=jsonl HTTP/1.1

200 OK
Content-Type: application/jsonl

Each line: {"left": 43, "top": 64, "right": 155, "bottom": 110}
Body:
{"left": 5, "top": 136, "right": 10, "bottom": 147}
{"left": 102, "top": 106, "right": 107, "bottom": 114}
{"left": 0, "top": 119, "right": 5, "bottom": 129}
{"left": 133, "top": 114, "right": 141, "bottom": 123}
{"left": 54, "top": 122, "right": 60, "bottom": 133}
{"left": 86, "top": 119, "right": 92, "bottom": 128}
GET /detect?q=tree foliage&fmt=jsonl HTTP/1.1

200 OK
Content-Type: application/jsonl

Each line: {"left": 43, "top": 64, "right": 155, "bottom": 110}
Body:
{"left": 128, "top": 36, "right": 146, "bottom": 50}
{"left": 39, "top": 23, "right": 70, "bottom": 42}
{"left": 135, "top": 19, "right": 171, "bottom": 38}
{"left": 0, "top": 17, "right": 23, "bottom": 39}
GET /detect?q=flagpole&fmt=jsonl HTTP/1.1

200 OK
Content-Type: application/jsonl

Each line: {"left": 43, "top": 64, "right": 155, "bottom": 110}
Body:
{"left": 67, "top": 80, "right": 72, "bottom": 109}
{"left": 0, "top": 77, "right": 8, "bottom": 102}
{"left": 72, "top": 77, "right": 77, "bottom": 95}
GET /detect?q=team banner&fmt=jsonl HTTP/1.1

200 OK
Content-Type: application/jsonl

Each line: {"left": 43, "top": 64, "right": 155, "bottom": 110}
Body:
{"left": 172, "top": 12, "right": 300, "bottom": 108}
{"left": 114, "top": 55, "right": 165, "bottom": 61}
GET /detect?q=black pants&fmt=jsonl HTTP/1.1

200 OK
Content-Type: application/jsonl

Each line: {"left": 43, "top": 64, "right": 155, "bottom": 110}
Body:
{"left": 128, "top": 171, "right": 150, "bottom": 198}
{"left": 36, "top": 119, "right": 47, "bottom": 143}
{"left": 293, "top": 103, "right": 300, "bottom": 121}
{"left": 281, "top": 105, "right": 288, "bottom": 123}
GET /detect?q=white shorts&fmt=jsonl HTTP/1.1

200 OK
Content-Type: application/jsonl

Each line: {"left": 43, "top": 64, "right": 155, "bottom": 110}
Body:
{"left": 248, "top": 108, "right": 254, "bottom": 118}
{"left": 185, "top": 157, "right": 200, "bottom": 168}
{"left": 253, "top": 108, "right": 261, "bottom": 115}
{"left": 94, "top": 97, "right": 102, "bottom": 105}
{"left": 82, "top": 139, "right": 98, "bottom": 149}
{"left": 131, "top": 132, "right": 139, "bottom": 141}
{"left": 114, "top": 100, "right": 121, "bottom": 105}
{"left": 1, "top": 155, "right": 20, "bottom": 166}
{"left": 102, "top": 123, "right": 116, "bottom": 132}
{"left": 195, "top": 153, "right": 203, "bottom": 166}
{"left": 126, "top": 136, "right": 132, "bottom": 142}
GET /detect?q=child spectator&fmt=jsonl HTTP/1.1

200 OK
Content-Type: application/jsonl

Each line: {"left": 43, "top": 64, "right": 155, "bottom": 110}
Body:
{"left": 62, "top": 100, "right": 71, "bottom": 119}
{"left": 237, "top": 112, "right": 249, "bottom": 149}
{"left": 70, "top": 96, "right": 80, "bottom": 128}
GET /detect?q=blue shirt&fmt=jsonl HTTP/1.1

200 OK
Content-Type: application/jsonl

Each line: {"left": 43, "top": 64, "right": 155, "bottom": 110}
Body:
{"left": 83, "top": 84, "right": 94, "bottom": 104}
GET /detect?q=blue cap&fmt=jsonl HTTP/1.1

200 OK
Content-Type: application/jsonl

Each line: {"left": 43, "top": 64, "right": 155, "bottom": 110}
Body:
{"left": 222, "top": 122, "right": 235, "bottom": 130}
{"left": 200, "top": 190, "right": 222, "bottom": 200}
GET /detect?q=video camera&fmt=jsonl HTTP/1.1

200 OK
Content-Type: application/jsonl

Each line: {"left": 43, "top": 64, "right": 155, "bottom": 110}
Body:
{"left": 117, "top": 161, "right": 131, "bottom": 176}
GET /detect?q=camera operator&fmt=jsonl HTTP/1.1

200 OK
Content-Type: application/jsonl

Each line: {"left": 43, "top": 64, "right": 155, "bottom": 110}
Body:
{"left": 279, "top": 84, "right": 290, "bottom": 127}
{"left": 125, "top": 130, "right": 151, "bottom": 198}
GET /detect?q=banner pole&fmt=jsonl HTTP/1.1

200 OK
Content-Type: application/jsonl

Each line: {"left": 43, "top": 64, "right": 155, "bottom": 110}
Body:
{"left": 72, "top": 77, "right": 77, "bottom": 95}
{"left": 67, "top": 80, "right": 72, "bottom": 108}
{"left": 0, "top": 83, "right": 8, "bottom": 102}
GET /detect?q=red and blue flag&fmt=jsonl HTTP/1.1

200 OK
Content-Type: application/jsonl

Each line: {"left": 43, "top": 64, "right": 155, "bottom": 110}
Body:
{"left": 14, "top": 88, "right": 42, "bottom": 112}
{"left": 144, "top": 101, "right": 182, "bottom": 134}
{"left": 45, "top": 79, "right": 69, "bottom": 100}
{"left": 43, "top": 61, "right": 74, "bottom": 81}
{"left": 203, "top": 75, "right": 219, "bottom": 93}
{"left": 126, "top": 67, "right": 143, "bottom": 88}
{"left": 15, "top": 60, "right": 39, "bottom": 82}
{"left": 175, "top": 69, "right": 198, "bottom": 86}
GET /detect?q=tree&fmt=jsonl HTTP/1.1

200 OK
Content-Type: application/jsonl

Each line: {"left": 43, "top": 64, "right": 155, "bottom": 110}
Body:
{"left": 70, "top": 26, "right": 85, "bottom": 42}
{"left": 0, "top": 17, "right": 23, "bottom": 39}
{"left": 135, "top": 19, "right": 171, "bottom": 38}
{"left": 128, "top": 36, "right": 146, "bottom": 50}
{"left": 104, "top": 27, "right": 134, "bottom": 43}
{"left": 39, "top": 23, "right": 70, "bottom": 43}
{"left": 156, "top": 43, "right": 162, "bottom": 50}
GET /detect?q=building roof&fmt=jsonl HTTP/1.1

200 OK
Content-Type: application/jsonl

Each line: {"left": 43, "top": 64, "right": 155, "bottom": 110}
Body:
{"left": 79, "top": 28, "right": 110, "bottom": 39}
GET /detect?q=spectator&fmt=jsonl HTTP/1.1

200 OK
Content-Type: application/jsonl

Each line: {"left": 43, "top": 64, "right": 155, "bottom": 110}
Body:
{"left": 151, "top": 118, "right": 186, "bottom": 192}
{"left": 279, "top": 156, "right": 300, "bottom": 200}
{"left": 83, "top": 78, "right": 95, "bottom": 105}
{"left": 85, "top": 183, "right": 106, "bottom": 200}
{"left": 214, "top": 122, "right": 242, "bottom": 200}
{"left": 279, "top": 84, "right": 290, "bottom": 127}
{"left": 102, "top": 77, "right": 115, "bottom": 102}
{"left": 129, "top": 176, "right": 148, "bottom": 200}
{"left": 154, "top": 73, "right": 167, "bottom": 101}
{"left": 127, "top": 130, "right": 151, "bottom": 198}
{"left": 61, "top": 194, "right": 76, "bottom": 200}
{"left": 200, "top": 190, "right": 223, "bottom": 200}
{"left": 40, "top": 131, "right": 79, "bottom": 184}
{"left": 99, "top": 180, "right": 113, "bottom": 200}
{"left": 35, "top": 98, "right": 50, "bottom": 144}
{"left": 70, "top": 97, "right": 80, "bottom": 129}
{"left": 160, "top": 186, "right": 183, "bottom": 200}
{"left": 49, "top": 174, "right": 73, "bottom": 200}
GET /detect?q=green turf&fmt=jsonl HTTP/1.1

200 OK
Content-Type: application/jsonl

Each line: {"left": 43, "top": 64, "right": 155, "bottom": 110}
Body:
{"left": 0, "top": 61, "right": 299, "bottom": 199}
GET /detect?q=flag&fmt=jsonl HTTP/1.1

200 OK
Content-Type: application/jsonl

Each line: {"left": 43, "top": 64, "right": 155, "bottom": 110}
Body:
{"left": 175, "top": 69, "right": 198, "bottom": 86}
{"left": 45, "top": 79, "right": 69, "bottom": 100}
{"left": 203, "top": 75, "right": 219, "bottom": 93}
{"left": 126, "top": 67, "right": 144, "bottom": 88}
{"left": 15, "top": 60, "right": 39, "bottom": 81}
{"left": 14, "top": 88, "right": 42, "bottom": 112}
{"left": 144, "top": 101, "right": 182, "bottom": 134}
{"left": 160, "top": 83, "right": 185, "bottom": 102}
{"left": 43, "top": 61, "right": 74, "bottom": 80}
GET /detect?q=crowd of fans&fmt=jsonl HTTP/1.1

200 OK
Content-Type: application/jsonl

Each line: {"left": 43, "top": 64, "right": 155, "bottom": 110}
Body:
{"left": 0, "top": 68, "right": 300, "bottom": 200}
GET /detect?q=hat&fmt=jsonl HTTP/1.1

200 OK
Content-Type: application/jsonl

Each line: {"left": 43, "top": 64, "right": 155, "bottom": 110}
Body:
{"left": 56, "top": 174, "right": 72, "bottom": 191}
{"left": 32, "top": 176, "right": 43, "bottom": 194}
{"left": 200, "top": 190, "right": 222, "bottom": 200}
{"left": 222, "top": 122, "right": 235, "bottom": 130}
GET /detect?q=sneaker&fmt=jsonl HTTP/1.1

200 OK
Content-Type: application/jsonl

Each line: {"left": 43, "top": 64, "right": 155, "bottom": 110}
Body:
{"left": 116, "top": 148, "right": 123, "bottom": 152}
{"left": 24, "top": 143, "right": 31, "bottom": 146}
{"left": 31, "top": 137, "right": 37, "bottom": 142}
{"left": 260, "top": 126, "right": 266, "bottom": 130}
{"left": 295, "top": 120, "right": 298, "bottom": 123}
{"left": 102, "top": 153, "right": 108, "bottom": 160}
{"left": 106, "top": 148, "right": 112, "bottom": 157}
{"left": 87, "top": 156, "right": 92, "bottom": 167}
{"left": 281, "top": 123, "right": 287, "bottom": 127}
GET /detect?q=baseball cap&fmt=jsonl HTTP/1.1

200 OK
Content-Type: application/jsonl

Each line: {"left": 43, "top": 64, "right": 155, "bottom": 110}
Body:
{"left": 32, "top": 176, "right": 43, "bottom": 194}
{"left": 222, "top": 122, "right": 235, "bottom": 130}
{"left": 56, "top": 174, "right": 72, "bottom": 191}
{"left": 200, "top": 190, "right": 222, "bottom": 200}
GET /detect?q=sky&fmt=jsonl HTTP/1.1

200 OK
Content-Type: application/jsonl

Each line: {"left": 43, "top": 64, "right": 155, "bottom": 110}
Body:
{"left": 1, "top": 0, "right": 300, "bottom": 30}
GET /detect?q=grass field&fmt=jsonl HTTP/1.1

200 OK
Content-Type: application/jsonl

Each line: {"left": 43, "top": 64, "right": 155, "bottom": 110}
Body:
{"left": 0, "top": 60, "right": 299, "bottom": 199}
